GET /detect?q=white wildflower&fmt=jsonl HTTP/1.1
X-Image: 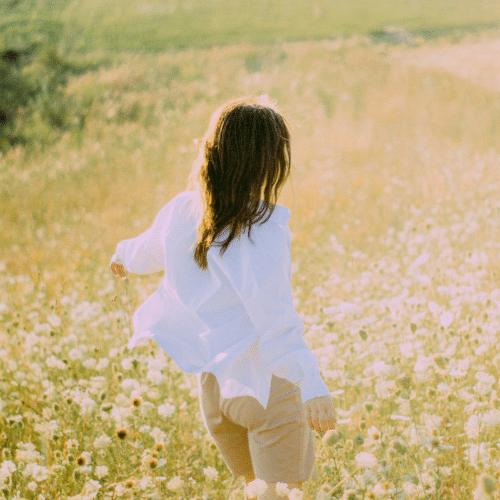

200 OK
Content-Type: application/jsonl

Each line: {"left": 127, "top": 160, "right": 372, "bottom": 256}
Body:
{"left": 27, "top": 481, "right": 38, "bottom": 491}
{"left": 275, "top": 482, "right": 291, "bottom": 496}
{"left": 34, "top": 420, "right": 60, "bottom": 440}
{"left": 83, "top": 358, "right": 97, "bottom": 369}
{"left": 400, "top": 342, "right": 414, "bottom": 358}
{"left": 475, "top": 344, "right": 489, "bottom": 356}
{"left": 1, "top": 460, "right": 16, "bottom": 473}
{"left": 402, "top": 482, "right": 417, "bottom": 495}
{"left": 68, "top": 348, "right": 84, "bottom": 360}
{"left": 421, "top": 471, "right": 436, "bottom": 490}
{"left": 83, "top": 479, "right": 101, "bottom": 494}
{"left": 367, "top": 426, "right": 381, "bottom": 441}
{"left": 166, "top": 475, "right": 183, "bottom": 491}
{"left": 150, "top": 426, "right": 167, "bottom": 443}
{"left": 94, "top": 465, "right": 109, "bottom": 479}
{"left": 375, "top": 380, "right": 395, "bottom": 399}
{"left": 330, "top": 235, "right": 345, "bottom": 254}
{"left": 372, "top": 481, "right": 395, "bottom": 496}
{"left": 80, "top": 397, "right": 96, "bottom": 416}
{"left": 355, "top": 452, "right": 378, "bottom": 469}
{"left": 147, "top": 357, "right": 167, "bottom": 371}
{"left": 449, "top": 368, "right": 467, "bottom": 378}
{"left": 288, "top": 488, "right": 304, "bottom": 500}
{"left": 440, "top": 465, "right": 453, "bottom": 477}
{"left": 203, "top": 466, "right": 219, "bottom": 480}
{"left": 474, "top": 372, "right": 496, "bottom": 395}
{"left": 158, "top": 402, "right": 176, "bottom": 417}
{"left": 65, "top": 439, "right": 79, "bottom": 451}
{"left": 437, "top": 382, "right": 451, "bottom": 395}
{"left": 93, "top": 434, "right": 112, "bottom": 449}
{"left": 111, "top": 405, "right": 132, "bottom": 424}
{"left": 391, "top": 414, "right": 411, "bottom": 421}
{"left": 483, "top": 409, "right": 500, "bottom": 425}
{"left": 121, "top": 378, "right": 140, "bottom": 391}
{"left": 29, "top": 464, "right": 50, "bottom": 482}
{"left": 121, "top": 358, "right": 133, "bottom": 370}
{"left": 96, "top": 358, "right": 109, "bottom": 370}
{"left": 465, "top": 415, "right": 480, "bottom": 440}
{"left": 139, "top": 475, "right": 154, "bottom": 490}
{"left": 465, "top": 442, "right": 489, "bottom": 470}
{"left": 427, "top": 301, "right": 440, "bottom": 315}
{"left": 414, "top": 356, "right": 432, "bottom": 379}
{"left": 246, "top": 478, "right": 267, "bottom": 498}
{"left": 476, "top": 372, "right": 495, "bottom": 385}
{"left": 0, "top": 460, "right": 16, "bottom": 482}
{"left": 421, "top": 412, "right": 442, "bottom": 435}
{"left": 46, "top": 355, "right": 67, "bottom": 370}
{"left": 440, "top": 311, "right": 454, "bottom": 328}
{"left": 147, "top": 369, "right": 165, "bottom": 384}
{"left": 47, "top": 314, "right": 62, "bottom": 327}
{"left": 372, "top": 361, "right": 392, "bottom": 377}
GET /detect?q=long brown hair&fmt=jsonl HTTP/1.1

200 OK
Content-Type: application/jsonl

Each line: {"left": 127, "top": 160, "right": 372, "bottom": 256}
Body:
{"left": 187, "top": 95, "right": 292, "bottom": 271}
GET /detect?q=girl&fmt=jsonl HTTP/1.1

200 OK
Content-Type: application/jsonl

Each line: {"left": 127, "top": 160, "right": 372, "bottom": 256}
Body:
{"left": 110, "top": 95, "right": 336, "bottom": 500}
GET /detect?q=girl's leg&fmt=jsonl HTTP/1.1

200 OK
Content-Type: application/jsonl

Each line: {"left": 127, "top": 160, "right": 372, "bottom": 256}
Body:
{"left": 244, "top": 474, "right": 255, "bottom": 500}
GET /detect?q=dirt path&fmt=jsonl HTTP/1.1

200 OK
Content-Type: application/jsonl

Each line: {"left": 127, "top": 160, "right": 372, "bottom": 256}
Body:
{"left": 390, "top": 37, "right": 500, "bottom": 92}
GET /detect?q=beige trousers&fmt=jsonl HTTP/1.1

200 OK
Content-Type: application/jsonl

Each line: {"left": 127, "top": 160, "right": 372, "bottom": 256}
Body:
{"left": 198, "top": 371, "right": 319, "bottom": 483}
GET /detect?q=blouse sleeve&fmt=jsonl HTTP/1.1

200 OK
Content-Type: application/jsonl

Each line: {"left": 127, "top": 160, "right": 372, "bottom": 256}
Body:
{"left": 109, "top": 201, "right": 174, "bottom": 275}
{"left": 213, "top": 221, "right": 331, "bottom": 403}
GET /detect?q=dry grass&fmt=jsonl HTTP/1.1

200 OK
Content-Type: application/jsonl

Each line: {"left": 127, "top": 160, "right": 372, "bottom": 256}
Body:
{"left": 1, "top": 35, "right": 500, "bottom": 499}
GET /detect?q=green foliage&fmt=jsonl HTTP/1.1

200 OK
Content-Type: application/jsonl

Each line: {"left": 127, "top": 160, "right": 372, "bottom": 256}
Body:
{"left": 0, "top": 27, "right": 37, "bottom": 149}
{"left": 2, "top": 0, "right": 500, "bottom": 152}
{"left": 0, "top": 18, "right": 106, "bottom": 151}
{"left": 3, "top": 0, "right": 500, "bottom": 53}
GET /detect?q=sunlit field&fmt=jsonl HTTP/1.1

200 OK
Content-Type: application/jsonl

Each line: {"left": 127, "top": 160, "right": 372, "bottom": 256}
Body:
{"left": 2, "top": 33, "right": 500, "bottom": 499}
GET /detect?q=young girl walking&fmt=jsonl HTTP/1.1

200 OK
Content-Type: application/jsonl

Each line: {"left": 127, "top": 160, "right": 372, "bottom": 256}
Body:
{"left": 110, "top": 95, "right": 336, "bottom": 500}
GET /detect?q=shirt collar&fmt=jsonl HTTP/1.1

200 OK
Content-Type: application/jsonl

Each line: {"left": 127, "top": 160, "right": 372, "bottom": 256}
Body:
{"left": 258, "top": 199, "right": 291, "bottom": 225}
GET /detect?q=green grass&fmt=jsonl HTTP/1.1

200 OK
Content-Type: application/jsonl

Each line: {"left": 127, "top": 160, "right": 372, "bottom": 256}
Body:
{"left": 2, "top": 0, "right": 500, "bottom": 52}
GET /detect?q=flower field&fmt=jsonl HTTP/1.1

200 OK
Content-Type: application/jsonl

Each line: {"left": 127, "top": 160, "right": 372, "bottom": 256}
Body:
{"left": 1, "top": 33, "right": 500, "bottom": 499}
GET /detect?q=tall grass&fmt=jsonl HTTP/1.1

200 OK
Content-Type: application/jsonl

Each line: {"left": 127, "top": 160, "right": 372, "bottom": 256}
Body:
{"left": 1, "top": 36, "right": 500, "bottom": 499}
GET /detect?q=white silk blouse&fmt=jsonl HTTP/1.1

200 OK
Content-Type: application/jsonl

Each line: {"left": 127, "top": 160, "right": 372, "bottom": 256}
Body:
{"left": 110, "top": 190, "right": 331, "bottom": 409}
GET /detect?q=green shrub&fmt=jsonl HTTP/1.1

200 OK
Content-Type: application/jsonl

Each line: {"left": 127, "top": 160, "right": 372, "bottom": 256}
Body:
{"left": 0, "top": 23, "right": 104, "bottom": 151}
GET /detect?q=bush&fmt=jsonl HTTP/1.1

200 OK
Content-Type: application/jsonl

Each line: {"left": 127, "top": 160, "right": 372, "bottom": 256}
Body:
{"left": 0, "top": 22, "right": 103, "bottom": 152}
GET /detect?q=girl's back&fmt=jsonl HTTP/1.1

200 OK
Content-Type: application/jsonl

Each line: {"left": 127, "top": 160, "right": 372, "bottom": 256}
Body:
{"left": 110, "top": 95, "right": 336, "bottom": 500}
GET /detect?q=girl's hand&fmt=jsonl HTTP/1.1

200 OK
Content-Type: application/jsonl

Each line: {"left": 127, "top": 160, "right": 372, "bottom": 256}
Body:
{"left": 111, "top": 262, "right": 127, "bottom": 280}
{"left": 304, "top": 395, "right": 337, "bottom": 433}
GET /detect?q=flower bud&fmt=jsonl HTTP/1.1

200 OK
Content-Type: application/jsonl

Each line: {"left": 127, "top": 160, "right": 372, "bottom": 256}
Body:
{"left": 479, "top": 473, "right": 497, "bottom": 494}
{"left": 393, "top": 441, "right": 407, "bottom": 455}
{"left": 323, "top": 429, "right": 343, "bottom": 447}
{"left": 353, "top": 434, "right": 365, "bottom": 446}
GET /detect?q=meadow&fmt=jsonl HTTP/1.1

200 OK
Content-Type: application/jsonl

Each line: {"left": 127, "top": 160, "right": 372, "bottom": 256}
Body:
{"left": 2, "top": 29, "right": 500, "bottom": 499}
{"left": 3, "top": 0, "right": 500, "bottom": 52}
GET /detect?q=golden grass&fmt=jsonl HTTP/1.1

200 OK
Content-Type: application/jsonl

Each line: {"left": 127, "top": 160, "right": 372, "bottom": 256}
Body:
{"left": 2, "top": 35, "right": 500, "bottom": 499}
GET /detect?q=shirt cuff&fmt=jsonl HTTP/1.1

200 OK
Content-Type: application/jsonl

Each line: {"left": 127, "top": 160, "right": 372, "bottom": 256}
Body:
{"left": 299, "top": 375, "right": 331, "bottom": 404}
{"left": 109, "top": 253, "right": 124, "bottom": 267}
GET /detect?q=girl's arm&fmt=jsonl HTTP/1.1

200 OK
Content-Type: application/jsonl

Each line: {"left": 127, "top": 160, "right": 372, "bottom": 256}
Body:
{"left": 214, "top": 221, "right": 331, "bottom": 404}
{"left": 110, "top": 202, "right": 174, "bottom": 275}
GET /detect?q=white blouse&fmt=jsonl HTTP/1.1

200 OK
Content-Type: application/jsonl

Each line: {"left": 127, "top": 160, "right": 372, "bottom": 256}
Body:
{"left": 110, "top": 190, "right": 331, "bottom": 409}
